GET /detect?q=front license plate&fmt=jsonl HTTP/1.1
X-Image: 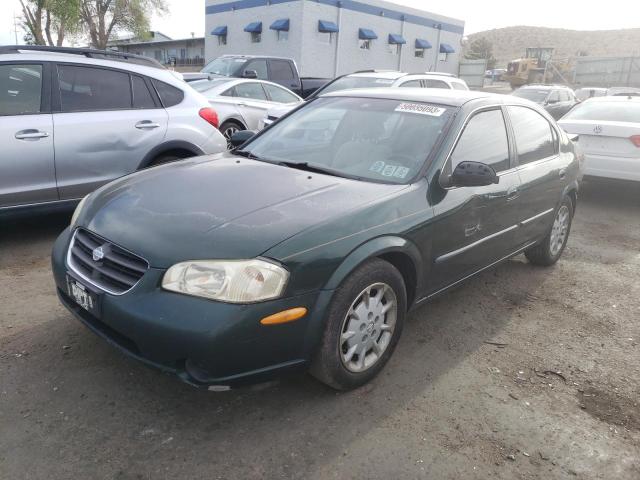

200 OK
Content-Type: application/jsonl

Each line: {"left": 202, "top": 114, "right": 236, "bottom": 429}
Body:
{"left": 66, "top": 275, "right": 100, "bottom": 317}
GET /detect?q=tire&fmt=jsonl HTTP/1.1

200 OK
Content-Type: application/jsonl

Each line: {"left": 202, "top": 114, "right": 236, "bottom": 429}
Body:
{"left": 525, "top": 195, "right": 574, "bottom": 266}
{"left": 219, "top": 120, "right": 245, "bottom": 149}
{"left": 310, "top": 258, "right": 407, "bottom": 391}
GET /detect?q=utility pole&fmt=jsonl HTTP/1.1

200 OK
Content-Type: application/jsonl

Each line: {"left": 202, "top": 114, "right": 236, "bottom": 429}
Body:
{"left": 14, "top": 12, "right": 19, "bottom": 44}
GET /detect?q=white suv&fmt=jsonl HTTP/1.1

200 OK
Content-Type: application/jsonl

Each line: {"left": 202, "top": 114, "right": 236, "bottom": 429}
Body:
{"left": 259, "top": 70, "right": 469, "bottom": 129}
{"left": 0, "top": 46, "right": 226, "bottom": 214}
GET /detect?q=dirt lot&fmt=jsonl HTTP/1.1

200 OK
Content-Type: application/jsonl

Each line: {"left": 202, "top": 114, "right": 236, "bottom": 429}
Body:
{"left": 1, "top": 179, "right": 639, "bottom": 480}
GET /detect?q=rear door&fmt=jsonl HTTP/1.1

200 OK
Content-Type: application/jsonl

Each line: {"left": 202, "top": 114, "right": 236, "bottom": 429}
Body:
{"left": 268, "top": 59, "right": 300, "bottom": 92}
{"left": 231, "top": 82, "right": 273, "bottom": 130}
{"left": 429, "top": 107, "right": 522, "bottom": 292}
{"left": 506, "top": 105, "right": 565, "bottom": 245}
{"left": 0, "top": 62, "right": 57, "bottom": 208}
{"left": 52, "top": 64, "right": 168, "bottom": 199}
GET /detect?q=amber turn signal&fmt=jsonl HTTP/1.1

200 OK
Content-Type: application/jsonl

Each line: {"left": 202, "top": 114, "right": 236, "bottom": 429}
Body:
{"left": 260, "top": 307, "right": 307, "bottom": 325}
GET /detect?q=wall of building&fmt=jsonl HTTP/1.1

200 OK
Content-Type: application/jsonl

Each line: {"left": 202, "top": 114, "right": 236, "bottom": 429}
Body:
{"left": 204, "top": 0, "right": 464, "bottom": 77}
{"left": 116, "top": 39, "right": 205, "bottom": 65}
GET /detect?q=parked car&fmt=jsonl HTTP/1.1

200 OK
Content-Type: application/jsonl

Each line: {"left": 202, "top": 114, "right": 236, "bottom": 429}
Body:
{"left": 511, "top": 84, "right": 578, "bottom": 119}
{"left": 259, "top": 70, "right": 469, "bottom": 129}
{"left": 182, "top": 55, "right": 329, "bottom": 98}
{"left": 52, "top": 88, "right": 580, "bottom": 391}
{"left": 574, "top": 87, "right": 607, "bottom": 102}
{"left": 606, "top": 86, "right": 640, "bottom": 97}
{"left": 559, "top": 96, "right": 640, "bottom": 182}
{"left": 0, "top": 46, "right": 226, "bottom": 215}
{"left": 190, "top": 78, "right": 302, "bottom": 145}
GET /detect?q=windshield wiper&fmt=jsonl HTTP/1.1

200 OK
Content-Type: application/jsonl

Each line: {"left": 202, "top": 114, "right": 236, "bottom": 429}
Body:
{"left": 276, "top": 161, "right": 353, "bottom": 179}
{"left": 233, "top": 149, "right": 259, "bottom": 159}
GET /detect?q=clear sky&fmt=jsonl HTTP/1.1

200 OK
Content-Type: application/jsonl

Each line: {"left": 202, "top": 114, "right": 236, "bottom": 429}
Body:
{"left": 2, "top": 0, "right": 640, "bottom": 45}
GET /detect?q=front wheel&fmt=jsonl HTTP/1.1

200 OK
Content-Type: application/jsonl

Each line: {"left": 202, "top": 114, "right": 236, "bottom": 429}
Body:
{"left": 525, "top": 195, "right": 574, "bottom": 266}
{"left": 310, "top": 258, "right": 406, "bottom": 390}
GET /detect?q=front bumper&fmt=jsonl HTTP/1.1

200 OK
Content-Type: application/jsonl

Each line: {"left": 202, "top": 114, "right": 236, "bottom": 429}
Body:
{"left": 52, "top": 227, "right": 333, "bottom": 388}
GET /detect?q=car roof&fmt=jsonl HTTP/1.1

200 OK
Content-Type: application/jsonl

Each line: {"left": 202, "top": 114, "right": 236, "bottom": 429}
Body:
{"left": 193, "top": 77, "right": 302, "bottom": 98}
{"left": 343, "top": 71, "right": 407, "bottom": 80}
{"left": 0, "top": 50, "right": 184, "bottom": 87}
{"left": 580, "top": 95, "right": 640, "bottom": 103}
{"left": 219, "top": 54, "right": 292, "bottom": 61}
{"left": 322, "top": 87, "right": 502, "bottom": 107}
{"left": 519, "top": 84, "right": 572, "bottom": 91}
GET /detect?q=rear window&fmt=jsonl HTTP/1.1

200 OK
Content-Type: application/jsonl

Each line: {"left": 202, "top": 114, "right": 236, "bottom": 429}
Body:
{"left": 562, "top": 101, "right": 640, "bottom": 123}
{"left": 512, "top": 89, "right": 549, "bottom": 103}
{"left": 152, "top": 79, "right": 184, "bottom": 107}
{"left": 58, "top": 65, "right": 131, "bottom": 112}
{"left": 132, "top": 76, "right": 156, "bottom": 109}
{"left": 0, "top": 64, "right": 42, "bottom": 115}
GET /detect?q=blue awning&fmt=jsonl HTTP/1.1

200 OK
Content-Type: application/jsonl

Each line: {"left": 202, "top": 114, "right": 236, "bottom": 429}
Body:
{"left": 440, "top": 43, "right": 455, "bottom": 54}
{"left": 358, "top": 28, "right": 378, "bottom": 40}
{"left": 415, "top": 38, "right": 432, "bottom": 49}
{"left": 211, "top": 26, "right": 227, "bottom": 36}
{"left": 270, "top": 18, "right": 289, "bottom": 31}
{"left": 388, "top": 34, "right": 406, "bottom": 45}
{"left": 244, "top": 21, "right": 262, "bottom": 33}
{"left": 318, "top": 20, "right": 339, "bottom": 33}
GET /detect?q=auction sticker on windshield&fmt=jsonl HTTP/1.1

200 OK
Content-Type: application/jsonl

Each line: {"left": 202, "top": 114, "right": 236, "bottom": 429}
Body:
{"left": 395, "top": 103, "right": 446, "bottom": 116}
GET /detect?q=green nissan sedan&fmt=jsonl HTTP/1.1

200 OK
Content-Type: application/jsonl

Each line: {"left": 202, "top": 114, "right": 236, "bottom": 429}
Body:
{"left": 51, "top": 89, "right": 580, "bottom": 390}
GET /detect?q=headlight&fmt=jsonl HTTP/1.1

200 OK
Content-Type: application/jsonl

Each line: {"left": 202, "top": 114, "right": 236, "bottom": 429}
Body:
{"left": 70, "top": 195, "right": 88, "bottom": 227}
{"left": 162, "top": 259, "right": 289, "bottom": 303}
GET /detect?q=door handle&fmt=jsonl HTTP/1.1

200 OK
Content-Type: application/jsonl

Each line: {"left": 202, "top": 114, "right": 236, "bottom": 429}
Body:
{"left": 135, "top": 121, "right": 160, "bottom": 129}
{"left": 237, "top": 102, "right": 247, "bottom": 106}
{"left": 15, "top": 129, "right": 49, "bottom": 140}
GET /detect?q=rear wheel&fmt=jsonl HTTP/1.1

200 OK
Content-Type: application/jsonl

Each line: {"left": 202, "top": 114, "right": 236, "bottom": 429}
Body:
{"left": 220, "top": 121, "right": 245, "bottom": 149}
{"left": 525, "top": 195, "right": 574, "bottom": 266}
{"left": 310, "top": 259, "right": 406, "bottom": 390}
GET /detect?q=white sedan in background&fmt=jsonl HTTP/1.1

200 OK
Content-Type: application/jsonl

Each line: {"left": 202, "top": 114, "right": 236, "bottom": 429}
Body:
{"left": 190, "top": 78, "right": 302, "bottom": 145}
{"left": 559, "top": 96, "right": 640, "bottom": 182}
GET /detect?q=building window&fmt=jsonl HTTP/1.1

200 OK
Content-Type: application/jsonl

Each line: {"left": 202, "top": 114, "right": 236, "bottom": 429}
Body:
{"left": 415, "top": 49, "right": 425, "bottom": 58}
{"left": 218, "top": 35, "right": 227, "bottom": 46}
{"left": 359, "top": 39, "right": 371, "bottom": 50}
{"left": 251, "top": 32, "right": 261, "bottom": 43}
{"left": 388, "top": 44, "right": 400, "bottom": 55}
{"left": 277, "top": 30, "right": 288, "bottom": 42}
{"left": 154, "top": 50, "right": 162, "bottom": 61}
{"left": 439, "top": 53, "right": 448, "bottom": 62}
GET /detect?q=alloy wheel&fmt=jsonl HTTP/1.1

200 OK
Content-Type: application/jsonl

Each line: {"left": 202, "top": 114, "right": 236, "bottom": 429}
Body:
{"left": 550, "top": 205, "right": 570, "bottom": 256}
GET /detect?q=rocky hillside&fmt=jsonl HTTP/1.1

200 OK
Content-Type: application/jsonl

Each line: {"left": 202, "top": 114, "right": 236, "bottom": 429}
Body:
{"left": 466, "top": 26, "right": 640, "bottom": 66}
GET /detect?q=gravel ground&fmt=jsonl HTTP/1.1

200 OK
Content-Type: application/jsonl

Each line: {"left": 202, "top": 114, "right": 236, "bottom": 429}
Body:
{"left": 1, "top": 179, "right": 639, "bottom": 479}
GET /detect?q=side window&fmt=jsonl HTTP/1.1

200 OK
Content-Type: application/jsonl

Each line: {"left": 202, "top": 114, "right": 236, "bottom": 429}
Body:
{"left": 507, "top": 106, "right": 556, "bottom": 164}
{"left": 132, "top": 76, "right": 156, "bottom": 109}
{"left": 269, "top": 60, "right": 295, "bottom": 84}
{"left": 548, "top": 90, "right": 560, "bottom": 103}
{"left": 560, "top": 90, "right": 571, "bottom": 102}
{"left": 151, "top": 79, "right": 184, "bottom": 107}
{"left": 451, "top": 82, "right": 468, "bottom": 91}
{"left": 220, "top": 87, "right": 236, "bottom": 97}
{"left": 244, "top": 60, "right": 268, "bottom": 80}
{"left": 450, "top": 109, "right": 510, "bottom": 173}
{"left": 58, "top": 65, "right": 131, "bottom": 112}
{"left": 234, "top": 82, "right": 268, "bottom": 101}
{"left": 398, "top": 80, "right": 422, "bottom": 88}
{"left": 426, "top": 79, "right": 449, "bottom": 89}
{"left": 263, "top": 83, "right": 299, "bottom": 103}
{"left": 0, "top": 64, "right": 42, "bottom": 115}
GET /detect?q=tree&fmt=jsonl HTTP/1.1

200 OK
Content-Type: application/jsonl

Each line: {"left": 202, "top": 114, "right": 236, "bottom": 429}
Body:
{"left": 19, "top": 0, "right": 80, "bottom": 46}
{"left": 465, "top": 37, "right": 496, "bottom": 70}
{"left": 81, "top": 0, "right": 167, "bottom": 49}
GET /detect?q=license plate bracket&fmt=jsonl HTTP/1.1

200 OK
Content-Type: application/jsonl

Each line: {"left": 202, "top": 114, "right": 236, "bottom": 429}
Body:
{"left": 66, "top": 274, "right": 101, "bottom": 318}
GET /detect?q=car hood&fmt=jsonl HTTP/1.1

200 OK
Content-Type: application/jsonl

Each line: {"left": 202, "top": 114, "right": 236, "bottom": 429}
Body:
{"left": 81, "top": 154, "right": 407, "bottom": 268}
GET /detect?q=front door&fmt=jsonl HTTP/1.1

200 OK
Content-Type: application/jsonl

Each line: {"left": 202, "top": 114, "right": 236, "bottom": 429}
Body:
{"left": 0, "top": 62, "right": 57, "bottom": 208}
{"left": 52, "top": 64, "right": 168, "bottom": 199}
{"left": 428, "top": 107, "right": 522, "bottom": 293}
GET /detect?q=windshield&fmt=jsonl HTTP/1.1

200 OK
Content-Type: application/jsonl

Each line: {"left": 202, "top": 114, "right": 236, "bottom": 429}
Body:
{"left": 315, "top": 76, "right": 397, "bottom": 96}
{"left": 238, "top": 97, "right": 453, "bottom": 184}
{"left": 202, "top": 57, "right": 246, "bottom": 76}
{"left": 190, "top": 78, "right": 234, "bottom": 93}
{"left": 512, "top": 89, "right": 549, "bottom": 103}
{"left": 562, "top": 101, "right": 640, "bottom": 123}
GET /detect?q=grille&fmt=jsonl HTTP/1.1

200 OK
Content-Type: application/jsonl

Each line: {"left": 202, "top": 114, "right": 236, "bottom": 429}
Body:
{"left": 68, "top": 229, "right": 149, "bottom": 294}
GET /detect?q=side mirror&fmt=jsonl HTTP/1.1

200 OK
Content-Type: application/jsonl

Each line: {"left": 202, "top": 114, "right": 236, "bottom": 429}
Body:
{"left": 242, "top": 69, "right": 258, "bottom": 79}
{"left": 230, "top": 130, "right": 256, "bottom": 148}
{"left": 449, "top": 161, "right": 499, "bottom": 187}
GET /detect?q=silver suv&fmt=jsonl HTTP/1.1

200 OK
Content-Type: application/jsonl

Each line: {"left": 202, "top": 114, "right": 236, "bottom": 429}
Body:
{"left": 0, "top": 46, "right": 226, "bottom": 214}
